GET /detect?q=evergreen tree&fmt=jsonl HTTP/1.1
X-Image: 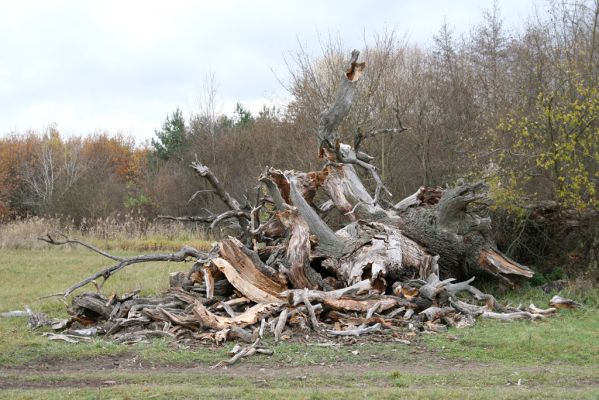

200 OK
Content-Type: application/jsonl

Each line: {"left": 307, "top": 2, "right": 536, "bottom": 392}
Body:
{"left": 151, "top": 107, "right": 186, "bottom": 161}
{"left": 233, "top": 102, "right": 253, "bottom": 128}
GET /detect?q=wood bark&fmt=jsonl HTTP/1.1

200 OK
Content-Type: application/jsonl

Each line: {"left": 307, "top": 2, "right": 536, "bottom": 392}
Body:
{"left": 396, "top": 182, "right": 533, "bottom": 283}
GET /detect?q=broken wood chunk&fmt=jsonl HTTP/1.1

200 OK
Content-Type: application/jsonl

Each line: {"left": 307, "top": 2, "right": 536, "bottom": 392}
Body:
{"left": 478, "top": 248, "right": 534, "bottom": 279}
{"left": 419, "top": 306, "right": 455, "bottom": 321}
{"left": 211, "top": 258, "right": 285, "bottom": 304}
{"left": 191, "top": 301, "right": 280, "bottom": 330}
{"left": 549, "top": 295, "right": 582, "bottom": 309}
{"left": 71, "top": 293, "right": 113, "bottom": 321}
{"left": 327, "top": 323, "right": 382, "bottom": 337}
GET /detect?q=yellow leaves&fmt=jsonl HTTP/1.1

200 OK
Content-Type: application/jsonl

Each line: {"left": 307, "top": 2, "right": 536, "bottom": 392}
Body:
{"left": 493, "top": 77, "right": 599, "bottom": 212}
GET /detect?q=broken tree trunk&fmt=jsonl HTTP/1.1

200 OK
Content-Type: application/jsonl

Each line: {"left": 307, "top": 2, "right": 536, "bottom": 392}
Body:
{"left": 396, "top": 181, "right": 533, "bottom": 283}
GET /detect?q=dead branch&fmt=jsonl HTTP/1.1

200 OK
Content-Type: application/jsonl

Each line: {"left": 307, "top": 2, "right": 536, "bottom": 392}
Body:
{"left": 1, "top": 308, "right": 32, "bottom": 318}
{"left": 302, "top": 288, "right": 319, "bottom": 330}
{"left": 42, "top": 240, "right": 209, "bottom": 297}
{"left": 39, "top": 233, "right": 123, "bottom": 261}
{"left": 156, "top": 214, "right": 216, "bottom": 224}
{"left": 354, "top": 107, "right": 408, "bottom": 151}
{"left": 212, "top": 339, "right": 273, "bottom": 368}
{"left": 191, "top": 157, "right": 250, "bottom": 234}
{"left": 327, "top": 323, "right": 382, "bottom": 337}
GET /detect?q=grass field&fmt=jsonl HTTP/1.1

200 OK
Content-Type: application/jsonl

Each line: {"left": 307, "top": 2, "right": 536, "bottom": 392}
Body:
{"left": 1, "top": 246, "right": 598, "bottom": 399}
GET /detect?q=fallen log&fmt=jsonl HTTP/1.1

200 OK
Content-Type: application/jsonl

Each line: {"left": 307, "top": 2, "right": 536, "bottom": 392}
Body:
{"left": 396, "top": 182, "right": 534, "bottom": 283}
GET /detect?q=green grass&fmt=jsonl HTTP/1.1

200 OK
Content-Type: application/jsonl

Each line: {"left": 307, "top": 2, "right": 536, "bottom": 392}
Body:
{"left": 0, "top": 247, "right": 219, "bottom": 367}
{"left": 425, "top": 284, "right": 599, "bottom": 365}
{"left": 425, "top": 308, "right": 599, "bottom": 364}
{"left": 0, "top": 246, "right": 213, "bottom": 310}
{"left": 1, "top": 247, "right": 598, "bottom": 399}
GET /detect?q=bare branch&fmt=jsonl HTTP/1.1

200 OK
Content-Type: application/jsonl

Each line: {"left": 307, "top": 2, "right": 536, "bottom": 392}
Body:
{"left": 327, "top": 323, "right": 382, "bottom": 337}
{"left": 191, "top": 157, "right": 243, "bottom": 213}
{"left": 209, "top": 210, "right": 251, "bottom": 230}
{"left": 41, "top": 237, "right": 209, "bottom": 297}
{"left": 39, "top": 233, "right": 123, "bottom": 262}
{"left": 156, "top": 215, "right": 216, "bottom": 223}
{"left": 187, "top": 189, "right": 216, "bottom": 204}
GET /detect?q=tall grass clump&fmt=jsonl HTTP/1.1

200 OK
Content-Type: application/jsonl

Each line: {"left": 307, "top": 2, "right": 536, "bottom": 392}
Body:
{"left": 0, "top": 214, "right": 215, "bottom": 251}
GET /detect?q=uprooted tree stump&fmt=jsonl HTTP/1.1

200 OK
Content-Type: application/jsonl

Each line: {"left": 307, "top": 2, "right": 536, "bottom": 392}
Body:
{"left": 31, "top": 50, "right": 578, "bottom": 367}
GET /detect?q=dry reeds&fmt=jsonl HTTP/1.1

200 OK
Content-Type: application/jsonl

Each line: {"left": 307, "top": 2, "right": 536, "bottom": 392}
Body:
{"left": 0, "top": 214, "right": 213, "bottom": 251}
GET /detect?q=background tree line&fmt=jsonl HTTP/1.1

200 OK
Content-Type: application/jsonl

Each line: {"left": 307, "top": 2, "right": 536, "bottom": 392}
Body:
{"left": 1, "top": 0, "right": 597, "bottom": 280}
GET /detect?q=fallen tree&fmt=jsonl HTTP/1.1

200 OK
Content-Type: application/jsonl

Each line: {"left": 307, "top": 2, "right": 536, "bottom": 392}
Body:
{"left": 31, "top": 50, "right": 576, "bottom": 366}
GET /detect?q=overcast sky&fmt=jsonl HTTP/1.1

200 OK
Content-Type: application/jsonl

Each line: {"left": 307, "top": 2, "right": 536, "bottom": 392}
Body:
{"left": 0, "top": 0, "right": 539, "bottom": 142}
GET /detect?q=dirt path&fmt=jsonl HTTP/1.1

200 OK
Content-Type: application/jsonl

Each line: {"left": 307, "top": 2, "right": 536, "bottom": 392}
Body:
{"left": 3, "top": 344, "right": 597, "bottom": 392}
{"left": 0, "top": 350, "right": 489, "bottom": 390}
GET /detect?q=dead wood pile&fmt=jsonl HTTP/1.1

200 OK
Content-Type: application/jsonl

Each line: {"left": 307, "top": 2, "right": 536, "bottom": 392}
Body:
{"left": 23, "top": 50, "right": 582, "bottom": 366}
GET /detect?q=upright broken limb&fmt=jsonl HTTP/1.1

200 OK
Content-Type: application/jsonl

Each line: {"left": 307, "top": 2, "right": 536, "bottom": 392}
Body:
{"left": 317, "top": 49, "right": 365, "bottom": 155}
{"left": 190, "top": 157, "right": 251, "bottom": 237}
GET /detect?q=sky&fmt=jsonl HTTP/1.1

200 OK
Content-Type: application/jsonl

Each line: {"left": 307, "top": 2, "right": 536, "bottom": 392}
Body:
{"left": 0, "top": 0, "right": 540, "bottom": 142}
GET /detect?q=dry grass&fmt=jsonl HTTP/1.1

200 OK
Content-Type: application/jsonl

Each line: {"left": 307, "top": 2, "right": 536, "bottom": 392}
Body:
{"left": 0, "top": 215, "right": 214, "bottom": 252}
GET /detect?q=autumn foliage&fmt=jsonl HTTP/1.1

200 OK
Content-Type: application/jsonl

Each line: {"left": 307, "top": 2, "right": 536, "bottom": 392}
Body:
{"left": 0, "top": 129, "right": 148, "bottom": 220}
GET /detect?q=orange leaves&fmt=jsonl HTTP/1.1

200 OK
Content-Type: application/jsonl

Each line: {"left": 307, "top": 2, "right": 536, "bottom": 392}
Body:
{"left": 0, "top": 130, "right": 149, "bottom": 218}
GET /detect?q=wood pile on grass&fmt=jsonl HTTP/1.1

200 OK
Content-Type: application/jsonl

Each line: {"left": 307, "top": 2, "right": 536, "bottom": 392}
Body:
{"left": 10, "top": 50, "right": 582, "bottom": 367}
